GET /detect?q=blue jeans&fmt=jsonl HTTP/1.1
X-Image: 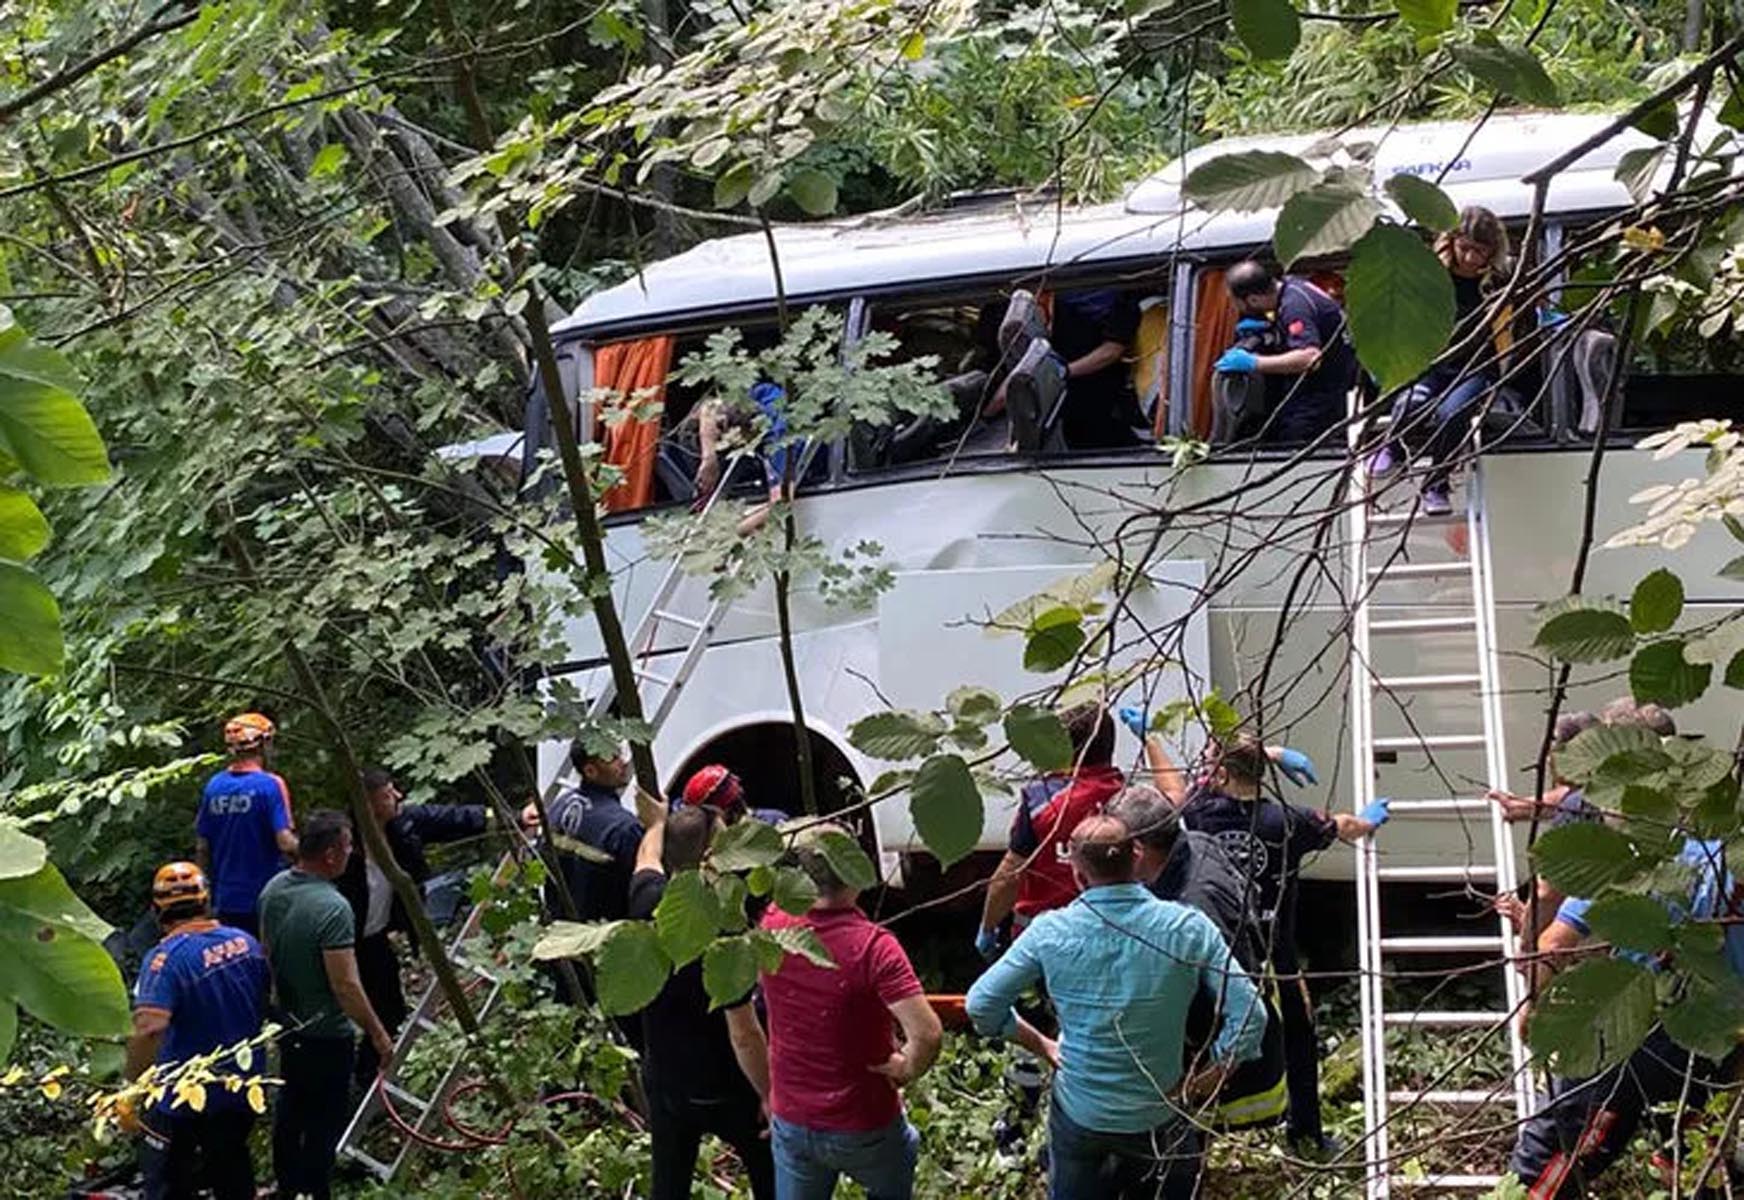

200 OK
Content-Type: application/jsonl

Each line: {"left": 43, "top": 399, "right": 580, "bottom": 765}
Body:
{"left": 1048, "top": 1096, "right": 1203, "bottom": 1200}
{"left": 1389, "top": 371, "right": 1491, "bottom": 486}
{"left": 770, "top": 1113, "right": 919, "bottom": 1200}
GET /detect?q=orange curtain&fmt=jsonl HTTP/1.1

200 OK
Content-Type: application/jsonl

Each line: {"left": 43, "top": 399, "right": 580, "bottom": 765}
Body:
{"left": 1189, "top": 270, "right": 1237, "bottom": 439}
{"left": 593, "top": 336, "right": 674, "bottom": 513}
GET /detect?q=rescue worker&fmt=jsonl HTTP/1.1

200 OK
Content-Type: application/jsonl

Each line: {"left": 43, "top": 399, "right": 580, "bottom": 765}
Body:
{"left": 125, "top": 862, "right": 270, "bottom": 1200}
{"left": 1214, "top": 261, "right": 1356, "bottom": 446}
{"left": 677, "top": 763, "right": 787, "bottom": 827}
{"left": 974, "top": 703, "right": 1125, "bottom": 958}
{"left": 546, "top": 741, "right": 643, "bottom": 924}
{"left": 195, "top": 712, "right": 296, "bottom": 936}
{"left": 966, "top": 813, "right": 1266, "bottom": 1198}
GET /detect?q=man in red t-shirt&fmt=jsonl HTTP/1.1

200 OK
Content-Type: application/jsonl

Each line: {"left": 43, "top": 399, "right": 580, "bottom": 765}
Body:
{"left": 975, "top": 704, "right": 1124, "bottom": 959}
{"left": 752, "top": 823, "right": 942, "bottom": 1200}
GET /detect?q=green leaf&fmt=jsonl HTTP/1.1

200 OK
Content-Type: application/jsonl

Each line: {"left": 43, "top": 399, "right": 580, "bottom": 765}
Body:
{"left": 0, "top": 998, "right": 14, "bottom": 1065}
{"left": 748, "top": 170, "right": 783, "bottom": 208}
{"left": 1383, "top": 174, "right": 1459, "bottom": 232}
{"left": 1182, "top": 150, "right": 1318, "bottom": 213}
{"left": 0, "top": 486, "right": 49, "bottom": 561}
{"left": 1727, "top": 650, "right": 1744, "bottom": 690}
{"left": 1230, "top": 0, "right": 1300, "bottom": 61}
{"left": 0, "top": 312, "right": 109, "bottom": 486}
{"left": 1532, "top": 597, "right": 1634, "bottom": 663}
{"left": 1529, "top": 821, "right": 1646, "bottom": 898}
{"left": 1024, "top": 606, "right": 1085, "bottom": 673}
{"left": 1615, "top": 146, "right": 1665, "bottom": 205}
{"left": 1629, "top": 568, "right": 1684, "bottom": 634}
{"left": 1629, "top": 641, "right": 1711, "bottom": 709}
{"left": 710, "top": 818, "right": 785, "bottom": 872}
{"left": 1528, "top": 957, "right": 1655, "bottom": 1076}
{"left": 0, "top": 823, "right": 47, "bottom": 880}
{"left": 701, "top": 935, "right": 758, "bottom": 1009}
{"left": 1003, "top": 703, "right": 1072, "bottom": 772}
{"left": 763, "top": 924, "right": 834, "bottom": 969}
{"left": 1662, "top": 979, "right": 1744, "bottom": 1061}
{"left": 1273, "top": 184, "right": 1381, "bottom": 267}
{"left": 532, "top": 919, "right": 620, "bottom": 960}
{"left": 814, "top": 829, "right": 876, "bottom": 892}
{"left": 0, "top": 562, "right": 63, "bottom": 676}
{"left": 595, "top": 921, "right": 671, "bottom": 1015}
{"left": 746, "top": 864, "right": 774, "bottom": 897}
{"left": 899, "top": 31, "right": 925, "bottom": 60}
{"left": 946, "top": 686, "right": 1003, "bottom": 727}
{"left": 1580, "top": 893, "right": 1672, "bottom": 954}
{"left": 771, "top": 865, "right": 819, "bottom": 915}
{"left": 910, "top": 753, "right": 983, "bottom": 867}
{"left": 0, "top": 863, "right": 127, "bottom": 1038}
{"left": 1720, "top": 554, "right": 1744, "bottom": 582}
{"left": 309, "top": 143, "right": 348, "bottom": 179}
{"left": 848, "top": 710, "right": 947, "bottom": 760}
{"left": 1630, "top": 102, "right": 1677, "bottom": 141}
{"left": 713, "top": 161, "right": 756, "bottom": 210}
{"left": 1394, "top": 0, "right": 1457, "bottom": 35}
{"left": 1555, "top": 722, "right": 1662, "bottom": 785}
{"left": 787, "top": 169, "right": 838, "bottom": 217}
{"left": 653, "top": 869, "right": 721, "bottom": 967}
{"left": 1718, "top": 85, "right": 1744, "bottom": 131}
{"left": 1453, "top": 33, "right": 1561, "bottom": 107}
{"left": 1345, "top": 222, "right": 1457, "bottom": 392}
{"left": 1203, "top": 693, "right": 1242, "bottom": 740}
{"left": 714, "top": 872, "right": 750, "bottom": 934}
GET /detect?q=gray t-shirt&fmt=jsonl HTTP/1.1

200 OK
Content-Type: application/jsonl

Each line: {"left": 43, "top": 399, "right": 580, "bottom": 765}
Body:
{"left": 258, "top": 868, "right": 356, "bottom": 1039}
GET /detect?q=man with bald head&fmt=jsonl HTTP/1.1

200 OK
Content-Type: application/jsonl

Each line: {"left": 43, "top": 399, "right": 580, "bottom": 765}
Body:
{"left": 966, "top": 812, "right": 1265, "bottom": 1199}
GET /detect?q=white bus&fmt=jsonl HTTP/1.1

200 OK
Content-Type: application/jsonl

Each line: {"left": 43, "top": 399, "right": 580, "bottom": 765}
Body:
{"left": 476, "top": 111, "right": 1740, "bottom": 888}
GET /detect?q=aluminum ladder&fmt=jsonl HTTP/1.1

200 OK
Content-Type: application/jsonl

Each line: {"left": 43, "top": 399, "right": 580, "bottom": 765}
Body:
{"left": 1347, "top": 447, "right": 1532, "bottom": 1198}
{"left": 337, "top": 449, "right": 757, "bottom": 1180}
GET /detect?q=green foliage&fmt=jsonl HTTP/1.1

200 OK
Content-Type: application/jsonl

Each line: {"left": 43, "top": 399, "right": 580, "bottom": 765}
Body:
{"left": 771, "top": 864, "right": 820, "bottom": 915}
{"left": 1452, "top": 32, "right": 1560, "bottom": 107}
{"left": 909, "top": 752, "right": 981, "bottom": 867}
{"left": 652, "top": 870, "right": 720, "bottom": 966}
{"left": 1529, "top": 821, "right": 1649, "bottom": 898}
{"left": 1383, "top": 174, "right": 1458, "bottom": 232}
{"left": 1395, "top": 0, "right": 1458, "bottom": 37}
{"left": 708, "top": 819, "right": 786, "bottom": 872}
{"left": 0, "top": 564, "right": 61, "bottom": 677}
{"left": 1580, "top": 893, "right": 1673, "bottom": 954}
{"left": 1528, "top": 957, "right": 1656, "bottom": 1076}
{"left": 813, "top": 828, "right": 876, "bottom": 892}
{"left": 0, "top": 855, "right": 129, "bottom": 1045}
{"left": 1229, "top": 0, "right": 1300, "bottom": 62}
{"left": 1003, "top": 703, "right": 1071, "bottom": 772}
{"left": 1022, "top": 605, "right": 1086, "bottom": 672}
{"left": 1345, "top": 222, "right": 1457, "bottom": 392}
{"left": 1182, "top": 150, "right": 1319, "bottom": 213}
{"left": 1628, "top": 640, "right": 1710, "bottom": 708}
{"left": 1273, "top": 182, "right": 1381, "bottom": 267}
{"left": 595, "top": 922, "right": 671, "bottom": 1015}
{"left": 1532, "top": 596, "right": 1635, "bottom": 663}
{"left": 849, "top": 709, "right": 951, "bottom": 760}
{"left": 1629, "top": 568, "right": 1684, "bottom": 633}
{"left": 0, "top": 311, "right": 109, "bottom": 487}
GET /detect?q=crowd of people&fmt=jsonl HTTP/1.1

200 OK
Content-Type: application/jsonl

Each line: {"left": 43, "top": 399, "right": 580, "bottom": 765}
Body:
{"left": 121, "top": 692, "right": 1740, "bottom": 1200}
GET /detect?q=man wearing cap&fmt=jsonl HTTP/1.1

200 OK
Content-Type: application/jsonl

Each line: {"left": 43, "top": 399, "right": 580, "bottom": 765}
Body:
{"left": 125, "top": 862, "right": 270, "bottom": 1200}
{"left": 195, "top": 712, "right": 297, "bottom": 936}
{"left": 678, "top": 764, "right": 788, "bottom": 827}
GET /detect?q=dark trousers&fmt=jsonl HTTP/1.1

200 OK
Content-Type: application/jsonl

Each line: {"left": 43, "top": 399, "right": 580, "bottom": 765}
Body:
{"left": 1389, "top": 371, "right": 1491, "bottom": 486}
{"left": 1276, "top": 973, "right": 1323, "bottom": 1142}
{"left": 139, "top": 1109, "right": 256, "bottom": 1200}
{"left": 1266, "top": 389, "right": 1344, "bottom": 446}
{"left": 273, "top": 1033, "right": 356, "bottom": 1200}
{"left": 354, "top": 931, "right": 407, "bottom": 1083}
{"left": 1511, "top": 1029, "right": 1721, "bottom": 1199}
{"left": 647, "top": 1079, "right": 774, "bottom": 1200}
{"left": 216, "top": 910, "right": 258, "bottom": 938}
{"left": 1048, "top": 1096, "right": 1203, "bottom": 1200}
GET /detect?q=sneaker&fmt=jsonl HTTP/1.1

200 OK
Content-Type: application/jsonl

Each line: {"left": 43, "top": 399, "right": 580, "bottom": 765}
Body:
{"left": 1006, "top": 337, "right": 1064, "bottom": 454}
{"left": 1421, "top": 483, "right": 1453, "bottom": 517}
{"left": 1366, "top": 444, "right": 1399, "bottom": 478}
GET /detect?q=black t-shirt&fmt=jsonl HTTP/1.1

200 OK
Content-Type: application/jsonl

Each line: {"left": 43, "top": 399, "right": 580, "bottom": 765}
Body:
{"left": 1051, "top": 289, "right": 1143, "bottom": 449}
{"left": 1179, "top": 788, "right": 1338, "bottom": 968}
{"left": 1271, "top": 277, "right": 1356, "bottom": 407}
{"left": 627, "top": 869, "right": 758, "bottom": 1102}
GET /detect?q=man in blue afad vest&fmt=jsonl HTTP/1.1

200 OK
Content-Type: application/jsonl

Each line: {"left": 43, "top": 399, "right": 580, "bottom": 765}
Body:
{"left": 125, "top": 861, "right": 270, "bottom": 1200}
{"left": 195, "top": 712, "right": 297, "bottom": 935}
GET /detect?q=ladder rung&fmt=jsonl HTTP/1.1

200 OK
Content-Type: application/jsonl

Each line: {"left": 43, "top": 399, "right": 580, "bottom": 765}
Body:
{"left": 1378, "top": 935, "right": 1503, "bottom": 954}
{"left": 1368, "top": 560, "right": 1469, "bottom": 580}
{"left": 1393, "top": 1175, "right": 1505, "bottom": 1190}
{"left": 1384, "top": 1011, "right": 1510, "bottom": 1028}
{"left": 649, "top": 608, "right": 706, "bottom": 631}
{"left": 382, "top": 1081, "right": 430, "bottom": 1110}
{"left": 1385, "top": 798, "right": 1490, "bottom": 816}
{"left": 635, "top": 668, "right": 674, "bottom": 688}
{"left": 1388, "top": 1088, "right": 1508, "bottom": 1107}
{"left": 1369, "top": 616, "right": 1477, "bottom": 635}
{"left": 1373, "top": 673, "right": 1482, "bottom": 692}
{"left": 340, "top": 1146, "right": 392, "bottom": 1176}
{"left": 1372, "top": 733, "right": 1487, "bottom": 752}
{"left": 1376, "top": 864, "right": 1497, "bottom": 883}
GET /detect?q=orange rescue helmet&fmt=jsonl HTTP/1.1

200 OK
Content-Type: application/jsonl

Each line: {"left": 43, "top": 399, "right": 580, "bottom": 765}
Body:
{"left": 151, "top": 861, "right": 210, "bottom": 911}
{"left": 681, "top": 764, "right": 744, "bottom": 813}
{"left": 223, "top": 712, "right": 275, "bottom": 753}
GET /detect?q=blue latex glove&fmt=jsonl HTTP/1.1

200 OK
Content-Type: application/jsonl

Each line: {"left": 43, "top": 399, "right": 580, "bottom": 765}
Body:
{"left": 1358, "top": 798, "right": 1391, "bottom": 827}
{"left": 1537, "top": 307, "right": 1569, "bottom": 328}
{"left": 1214, "top": 347, "right": 1258, "bottom": 374}
{"left": 1118, "top": 706, "right": 1149, "bottom": 739}
{"left": 1234, "top": 317, "right": 1271, "bottom": 336}
{"left": 1275, "top": 747, "right": 1318, "bottom": 786}
{"left": 974, "top": 926, "right": 1000, "bottom": 962}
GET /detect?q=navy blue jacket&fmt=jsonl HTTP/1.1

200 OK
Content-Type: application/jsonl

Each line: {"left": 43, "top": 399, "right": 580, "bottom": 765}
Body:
{"left": 548, "top": 783, "right": 644, "bottom": 922}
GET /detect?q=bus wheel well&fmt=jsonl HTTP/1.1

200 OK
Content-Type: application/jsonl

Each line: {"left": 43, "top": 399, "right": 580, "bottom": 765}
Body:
{"left": 670, "top": 722, "right": 874, "bottom": 848}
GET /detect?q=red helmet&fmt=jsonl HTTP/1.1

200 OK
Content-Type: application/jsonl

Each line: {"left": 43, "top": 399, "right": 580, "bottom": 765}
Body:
{"left": 681, "top": 765, "right": 744, "bottom": 813}
{"left": 152, "top": 861, "right": 210, "bottom": 911}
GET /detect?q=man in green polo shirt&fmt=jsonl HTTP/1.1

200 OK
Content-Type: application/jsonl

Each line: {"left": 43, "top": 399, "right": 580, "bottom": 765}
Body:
{"left": 258, "top": 810, "right": 392, "bottom": 1200}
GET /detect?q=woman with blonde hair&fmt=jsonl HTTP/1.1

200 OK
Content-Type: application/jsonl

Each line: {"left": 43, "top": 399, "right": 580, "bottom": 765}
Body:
{"left": 1367, "top": 205, "right": 1511, "bottom": 515}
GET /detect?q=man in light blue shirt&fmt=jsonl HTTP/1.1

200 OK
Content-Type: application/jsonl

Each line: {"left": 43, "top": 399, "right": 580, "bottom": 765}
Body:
{"left": 966, "top": 813, "right": 1266, "bottom": 1199}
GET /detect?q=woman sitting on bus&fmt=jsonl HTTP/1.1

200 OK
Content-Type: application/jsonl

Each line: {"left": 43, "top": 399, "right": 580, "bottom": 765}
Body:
{"left": 1366, "top": 206, "right": 1511, "bottom": 516}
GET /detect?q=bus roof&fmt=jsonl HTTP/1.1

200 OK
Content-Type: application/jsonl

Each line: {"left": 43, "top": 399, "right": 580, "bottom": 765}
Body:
{"left": 555, "top": 110, "right": 1664, "bottom": 340}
